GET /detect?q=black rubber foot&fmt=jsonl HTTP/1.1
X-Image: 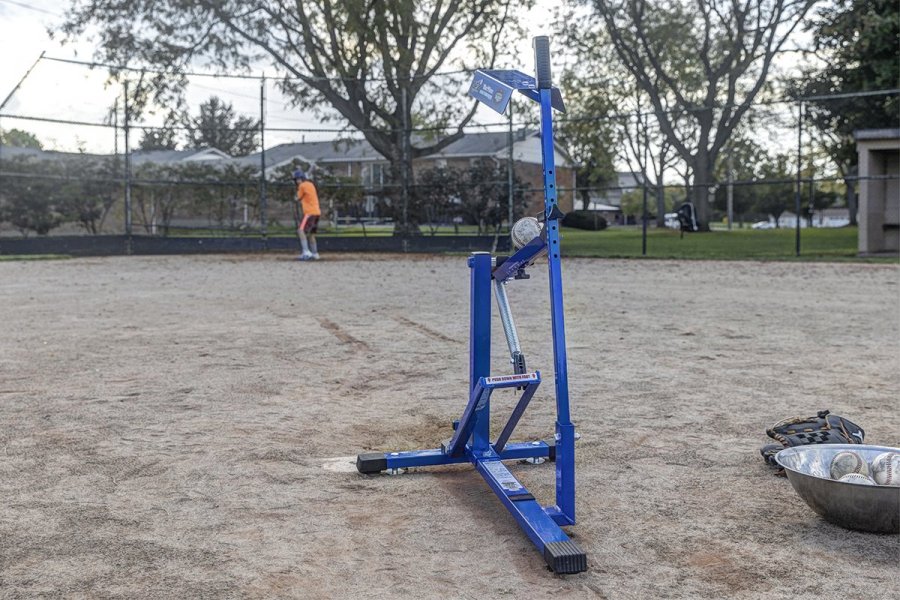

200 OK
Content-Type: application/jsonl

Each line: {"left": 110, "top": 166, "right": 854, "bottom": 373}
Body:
{"left": 543, "top": 540, "right": 587, "bottom": 574}
{"left": 356, "top": 453, "right": 387, "bottom": 474}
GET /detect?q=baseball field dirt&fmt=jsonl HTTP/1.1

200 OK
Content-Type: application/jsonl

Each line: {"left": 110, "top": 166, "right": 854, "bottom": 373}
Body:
{"left": 1, "top": 254, "right": 897, "bottom": 599}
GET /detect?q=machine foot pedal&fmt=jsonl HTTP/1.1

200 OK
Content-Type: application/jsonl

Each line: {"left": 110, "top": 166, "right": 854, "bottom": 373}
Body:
{"left": 543, "top": 540, "right": 587, "bottom": 574}
{"left": 356, "top": 453, "right": 387, "bottom": 474}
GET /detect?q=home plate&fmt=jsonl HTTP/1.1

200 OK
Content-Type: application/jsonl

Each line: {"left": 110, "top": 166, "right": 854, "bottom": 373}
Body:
{"left": 321, "top": 456, "right": 357, "bottom": 473}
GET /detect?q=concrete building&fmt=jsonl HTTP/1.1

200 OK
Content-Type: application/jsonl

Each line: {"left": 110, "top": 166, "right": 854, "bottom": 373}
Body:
{"left": 855, "top": 129, "right": 900, "bottom": 255}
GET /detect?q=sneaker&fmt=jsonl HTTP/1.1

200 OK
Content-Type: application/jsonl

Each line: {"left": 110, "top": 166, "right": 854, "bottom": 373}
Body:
{"left": 298, "top": 252, "right": 314, "bottom": 261}
{"left": 311, "top": 253, "right": 320, "bottom": 260}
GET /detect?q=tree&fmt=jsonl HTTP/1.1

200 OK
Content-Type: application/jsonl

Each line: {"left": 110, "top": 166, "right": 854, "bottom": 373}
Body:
{"left": 131, "top": 162, "right": 223, "bottom": 235}
{"left": 555, "top": 73, "right": 619, "bottom": 211}
{"left": 201, "top": 163, "right": 257, "bottom": 229}
{"left": 712, "top": 136, "right": 773, "bottom": 225}
{"left": 415, "top": 166, "right": 463, "bottom": 234}
{"left": 56, "top": 157, "right": 121, "bottom": 234}
{"left": 752, "top": 153, "right": 795, "bottom": 226}
{"left": 619, "top": 189, "right": 644, "bottom": 221}
{"left": 316, "top": 170, "right": 367, "bottom": 232}
{"left": 619, "top": 98, "right": 678, "bottom": 227}
{"left": 791, "top": 0, "right": 900, "bottom": 224}
{"left": 139, "top": 127, "right": 179, "bottom": 151}
{"left": 0, "top": 128, "right": 42, "bottom": 149}
{"left": 0, "top": 156, "right": 62, "bottom": 235}
{"left": 456, "top": 160, "right": 529, "bottom": 234}
{"left": 182, "top": 96, "right": 259, "bottom": 156}
{"left": 557, "top": 21, "right": 675, "bottom": 226}
{"left": 571, "top": 0, "right": 815, "bottom": 229}
{"left": 62, "top": 0, "right": 525, "bottom": 233}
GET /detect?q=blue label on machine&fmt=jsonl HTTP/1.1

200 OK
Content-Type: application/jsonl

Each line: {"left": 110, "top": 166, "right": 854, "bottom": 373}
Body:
{"left": 483, "top": 460, "right": 525, "bottom": 493}
{"left": 468, "top": 73, "right": 514, "bottom": 114}
{"left": 485, "top": 372, "right": 539, "bottom": 386}
{"left": 468, "top": 69, "right": 566, "bottom": 113}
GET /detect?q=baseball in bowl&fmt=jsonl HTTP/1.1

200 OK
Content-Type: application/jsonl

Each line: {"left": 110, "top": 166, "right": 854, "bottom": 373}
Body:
{"left": 776, "top": 444, "right": 899, "bottom": 534}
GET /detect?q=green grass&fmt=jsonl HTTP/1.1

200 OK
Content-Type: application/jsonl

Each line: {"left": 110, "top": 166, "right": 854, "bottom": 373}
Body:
{"left": 166, "top": 224, "right": 484, "bottom": 237}
{"left": 560, "top": 226, "right": 897, "bottom": 262}
{"left": 151, "top": 224, "right": 897, "bottom": 263}
{"left": 0, "top": 254, "right": 71, "bottom": 262}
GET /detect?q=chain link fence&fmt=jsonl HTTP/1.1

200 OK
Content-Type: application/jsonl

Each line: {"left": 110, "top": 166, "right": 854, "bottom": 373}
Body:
{"left": 0, "top": 56, "right": 897, "bottom": 255}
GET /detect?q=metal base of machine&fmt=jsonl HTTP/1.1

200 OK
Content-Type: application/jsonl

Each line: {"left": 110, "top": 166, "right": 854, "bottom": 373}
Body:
{"left": 543, "top": 540, "right": 588, "bottom": 574}
{"left": 356, "top": 439, "right": 585, "bottom": 574}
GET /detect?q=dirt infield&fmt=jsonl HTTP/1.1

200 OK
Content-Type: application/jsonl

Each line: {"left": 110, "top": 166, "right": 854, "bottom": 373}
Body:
{"left": 1, "top": 254, "right": 898, "bottom": 599}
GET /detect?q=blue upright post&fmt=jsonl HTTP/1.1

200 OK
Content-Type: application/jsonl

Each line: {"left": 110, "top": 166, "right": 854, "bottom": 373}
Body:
{"left": 469, "top": 252, "right": 493, "bottom": 453}
{"left": 537, "top": 85, "right": 576, "bottom": 526}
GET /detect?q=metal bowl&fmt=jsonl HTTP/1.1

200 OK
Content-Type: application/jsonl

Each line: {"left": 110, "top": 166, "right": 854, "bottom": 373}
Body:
{"left": 776, "top": 444, "right": 900, "bottom": 534}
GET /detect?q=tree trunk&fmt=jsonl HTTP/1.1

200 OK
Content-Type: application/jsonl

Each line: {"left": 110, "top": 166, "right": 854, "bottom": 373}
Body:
{"left": 579, "top": 188, "right": 591, "bottom": 211}
{"left": 655, "top": 184, "right": 665, "bottom": 227}
{"left": 389, "top": 156, "right": 419, "bottom": 236}
{"left": 689, "top": 156, "right": 714, "bottom": 231}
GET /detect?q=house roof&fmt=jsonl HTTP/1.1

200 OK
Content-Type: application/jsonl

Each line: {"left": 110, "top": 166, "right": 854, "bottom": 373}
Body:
{"left": 0, "top": 145, "right": 231, "bottom": 165}
{"left": 3, "top": 130, "right": 573, "bottom": 173}
{"left": 238, "top": 139, "right": 380, "bottom": 170}
{"left": 242, "top": 130, "right": 571, "bottom": 172}
{"left": 131, "top": 148, "right": 230, "bottom": 165}
{"left": 0, "top": 145, "right": 108, "bottom": 162}
{"left": 0, "top": 145, "right": 46, "bottom": 159}
{"left": 430, "top": 130, "right": 526, "bottom": 157}
{"left": 854, "top": 128, "right": 900, "bottom": 141}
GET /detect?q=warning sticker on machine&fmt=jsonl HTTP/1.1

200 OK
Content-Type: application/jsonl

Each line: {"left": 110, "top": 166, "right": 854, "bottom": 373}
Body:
{"left": 482, "top": 461, "right": 524, "bottom": 492}
{"left": 484, "top": 372, "right": 538, "bottom": 386}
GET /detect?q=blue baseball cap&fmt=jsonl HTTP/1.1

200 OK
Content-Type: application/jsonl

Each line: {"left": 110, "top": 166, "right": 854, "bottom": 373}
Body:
{"left": 292, "top": 169, "right": 306, "bottom": 180}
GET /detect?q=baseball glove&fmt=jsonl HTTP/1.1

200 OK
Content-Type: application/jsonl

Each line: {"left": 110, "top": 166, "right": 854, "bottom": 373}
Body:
{"left": 760, "top": 410, "right": 865, "bottom": 472}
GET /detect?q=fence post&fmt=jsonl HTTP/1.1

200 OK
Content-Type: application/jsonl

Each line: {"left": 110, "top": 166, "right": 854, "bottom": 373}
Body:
{"left": 795, "top": 100, "right": 803, "bottom": 257}
{"left": 259, "top": 75, "right": 268, "bottom": 237}
{"left": 401, "top": 86, "right": 409, "bottom": 233}
{"left": 641, "top": 109, "right": 649, "bottom": 256}
{"left": 808, "top": 170, "right": 816, "bottom": 228}
{"left": 124, "top": 81, "right": 133, "bottom": 246}
{"left": 726, "top": 150, "right": 734, "bottom": 231}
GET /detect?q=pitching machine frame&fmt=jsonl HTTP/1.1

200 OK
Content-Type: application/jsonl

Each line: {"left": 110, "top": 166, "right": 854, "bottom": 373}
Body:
{"left": 356, "top": 36, "right": 586, "bottom": 574}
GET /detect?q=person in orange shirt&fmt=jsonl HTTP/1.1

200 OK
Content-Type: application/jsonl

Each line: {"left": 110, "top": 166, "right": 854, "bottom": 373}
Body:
{"left": 293, "top": 169, "right": 322, "bottom": 261}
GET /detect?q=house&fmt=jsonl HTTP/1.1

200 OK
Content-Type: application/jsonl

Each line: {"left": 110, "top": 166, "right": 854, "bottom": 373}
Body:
{"left": 589, "top": 172, "right": 645, "bottom": 208}
{"left": 812, "top": 208, "right": 851, "bottom": 228}
{"left": 771, "top": 208, "right": 852, "bottom": 229}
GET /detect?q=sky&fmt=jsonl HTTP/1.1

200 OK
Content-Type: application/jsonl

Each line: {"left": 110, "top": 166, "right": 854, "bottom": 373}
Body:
{"left": 0, "top": 0, "right": 565, "bottom": 154}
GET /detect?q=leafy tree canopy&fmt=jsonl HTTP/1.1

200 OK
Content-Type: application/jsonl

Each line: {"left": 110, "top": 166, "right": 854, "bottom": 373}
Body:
{"left": 0, "top": 128, "right": 43, "bottom": 149}
{"left": 60, "top": 0, "right": 525, "bottom": 165}
{"left": 562, "top": 0, "right": 816, "bottom": 228}
{"left": 793, "top": 0, "right": 900, "bottom": 168}
{"left": 182, "top": 96, "right": 259, "bottom": 156}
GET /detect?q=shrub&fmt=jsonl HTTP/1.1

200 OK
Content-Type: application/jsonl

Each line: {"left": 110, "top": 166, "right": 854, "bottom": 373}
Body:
{"left": 562, "top": 210, "right": 608, "bottom": 231}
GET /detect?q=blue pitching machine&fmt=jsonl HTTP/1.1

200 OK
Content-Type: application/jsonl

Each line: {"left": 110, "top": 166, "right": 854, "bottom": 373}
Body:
{"left": 356, "top": 36, "right": 585, "bottom": 574}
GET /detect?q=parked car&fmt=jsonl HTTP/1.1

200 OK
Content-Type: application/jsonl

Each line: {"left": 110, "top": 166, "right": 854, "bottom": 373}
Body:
{"left": 751, "top": 220, "right": 776, "bottom": 230}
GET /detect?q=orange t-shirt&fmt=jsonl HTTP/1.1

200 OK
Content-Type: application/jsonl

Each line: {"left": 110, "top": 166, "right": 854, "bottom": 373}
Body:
{"left": 297, "top": 180, "right": 321, "bottom": 216}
